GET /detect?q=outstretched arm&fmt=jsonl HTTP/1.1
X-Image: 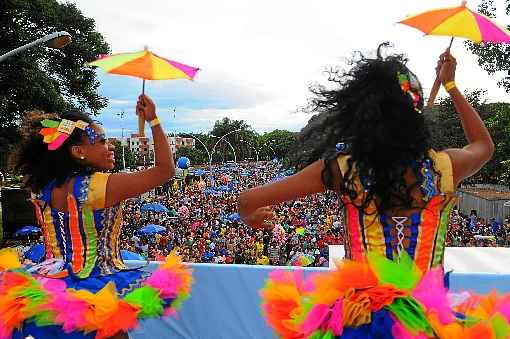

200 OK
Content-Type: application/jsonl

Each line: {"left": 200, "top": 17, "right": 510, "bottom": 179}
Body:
{"left": 105, "top": 94, "right": 175, "bottom": 207}
{"left": 238, "top": 159, "right": 329, "bottom": 229}
{"left": 437, "top": 50, "right": 495, "bottom": 187}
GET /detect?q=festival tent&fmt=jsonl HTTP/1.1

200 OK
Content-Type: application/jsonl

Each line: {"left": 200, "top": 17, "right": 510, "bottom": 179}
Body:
{"left": 141, "top": 202, "right": 169, "bottom": 213}
{"left": 25, "top": 244, "right": 45, "bottom": 263}
{"left": 14, "top": 226, "right": 41, "bottom": 237}
{"left": 136, "top": 224, "right": 166, "bottom": 236}
{"left": 121, "top": 250, "right": 145, "bottom": 261}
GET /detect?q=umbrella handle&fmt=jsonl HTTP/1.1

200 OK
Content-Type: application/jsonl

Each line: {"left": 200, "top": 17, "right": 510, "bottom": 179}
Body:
{"left": 426, "top": 76, "right": 442, "bottom": 108}
{"left": 139, "top": 79, "right": 146, "bottom": 137}
{"left": 426, "top": 37, "right": 455, "bottom": 108}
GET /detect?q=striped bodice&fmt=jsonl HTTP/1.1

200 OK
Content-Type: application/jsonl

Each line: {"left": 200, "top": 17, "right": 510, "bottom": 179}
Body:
{"left": 32, "top": 172, "right": 126, "bottom": 278}
{"left": 337, "top": 150, "right": 457, "bottom": 272}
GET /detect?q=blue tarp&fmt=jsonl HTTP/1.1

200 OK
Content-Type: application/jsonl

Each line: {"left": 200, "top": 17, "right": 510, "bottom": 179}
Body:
{"left": 121, "top": 250, "right": 145, "bottom": 260}
{"left": 141, "top": 203, "right": 169, "bottom": 213}
{"left": 227, "top": 213, "right": 241, "bottom": 222}
{"left": 25, "top": 244, "right": 45, "bottom": 263}
{"left": 136, "top": 224, "right": 166, "bottom": 236}
{"left": 14, "top": 226, "right": 41, "bottom": 237}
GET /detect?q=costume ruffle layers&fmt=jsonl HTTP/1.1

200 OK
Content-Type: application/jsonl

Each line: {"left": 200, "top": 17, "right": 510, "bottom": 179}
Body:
{"left": 0, "top": 249, "right": 192, "bottom": 339}
{"left": 261, "top": 252, "right": 510, "bottom": 339}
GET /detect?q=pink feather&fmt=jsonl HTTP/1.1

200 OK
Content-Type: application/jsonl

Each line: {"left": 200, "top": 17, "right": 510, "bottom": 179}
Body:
{"left": 412, "top": 267, "right": 453, "bottom": 324}
{"left": 46, "top": 293, "right": 89, "bottom": 333}
{"left": 328, "top": 298, "right": 343, "bottom": 336}
{"left": 392, "top": 316, "right": 428, "bottom": 339}
{"left": 303, "top": 304, "right": 330, "bottom": 336}
{"left": 145, "top": 269, "right": 183, "bottom": 299}
{"left": 493, "top": 295, "right": 510, "bottom": 322}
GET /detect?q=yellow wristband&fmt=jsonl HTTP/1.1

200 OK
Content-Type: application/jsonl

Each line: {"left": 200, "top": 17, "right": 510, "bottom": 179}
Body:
{"left": 149, "top": 117, "right": 160, "bottom": 128}
{"left": 444, "top": 81, "right": 456, "bottom": 92}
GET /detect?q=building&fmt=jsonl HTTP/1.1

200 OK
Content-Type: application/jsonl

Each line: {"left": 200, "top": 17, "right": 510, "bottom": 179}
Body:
{"left": 457, "top": 184, "right": 510, "bottom": 221}
{"left": 127, "top": 133, "right": 150, "bottom": 156}
{"left": 167, "top": 135, "right": 195, "bottom": 154}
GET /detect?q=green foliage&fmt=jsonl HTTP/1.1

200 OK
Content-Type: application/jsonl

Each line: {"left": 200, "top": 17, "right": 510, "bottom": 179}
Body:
{"left": 0, "top": 0, "right": 110, "bottom": 170}
{"left": 427, "top": 90, "right": 510, "bottom": 185}
{"left": 210, "top": 117, "right": 257, "bottom": 163}
{"left": 112, "top": 140, "right": 136, "bottom": 171}
{"left": 175, "top": 145, "right": 209, "bottom": 165}
{"left": 256, "top": 129, "right": 297, "bottom": 160}
{"left": 465, "top": 0, "right": 510, "bottom": 93}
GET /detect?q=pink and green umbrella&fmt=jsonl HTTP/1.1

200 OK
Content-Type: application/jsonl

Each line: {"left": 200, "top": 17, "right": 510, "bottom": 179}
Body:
{"left": 398, "top": 1, "right": 510, "bottom": 107}
{"left": 88, "top": 48, "right": 199, "bottom": 136}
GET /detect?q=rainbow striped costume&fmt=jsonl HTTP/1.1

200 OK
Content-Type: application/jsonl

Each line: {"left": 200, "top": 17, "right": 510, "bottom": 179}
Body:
{"left": 261, "top": 151, "right": 510, "bottom": 338}
{"left": 0, "top": 172, "right": 192, "bottom": 339}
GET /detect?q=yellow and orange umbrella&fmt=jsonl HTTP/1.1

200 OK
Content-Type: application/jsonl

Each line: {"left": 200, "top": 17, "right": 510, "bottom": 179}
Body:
{"left": 398, "top": 1, "right": 510, "bottom": 107}
{"left": 88, "top": 48, "right": 199, "bottom": 136}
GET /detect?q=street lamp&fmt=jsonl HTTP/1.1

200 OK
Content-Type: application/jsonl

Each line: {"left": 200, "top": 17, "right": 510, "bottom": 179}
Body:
{"left": 116, "top": 110, "right": 126, "bottom": 170}
{"left": 211, "top": 135, "right": 237, "bottom": 164}
{"left": 0, "top": 31, "right": 72, "bottom": 63}
{"left": 240, "top": 139, "right": 259, "bottom": 163}
{"left": 209, "top": 129, "right": 242, "bottom": 167}
{"left": 263, "top": 142, "right": 276, "bottom": 161}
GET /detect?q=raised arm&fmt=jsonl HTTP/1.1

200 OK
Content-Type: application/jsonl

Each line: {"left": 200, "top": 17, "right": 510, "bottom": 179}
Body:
{"left": 238, "top": 159, "right": 330, "bottom": 229}
{"left": 437, "top": 50, "right": 495, "bottom": 187}
{"left": 105, "top": 94, "right": 175, "bottom": 207}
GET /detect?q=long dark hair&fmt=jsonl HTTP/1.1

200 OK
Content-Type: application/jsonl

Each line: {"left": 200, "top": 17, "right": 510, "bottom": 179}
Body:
{"left": 290, "top": 43, "right": 433, "bottom": 213}
{"left": 10, "top": 110, "right": 94, "bottom": 193}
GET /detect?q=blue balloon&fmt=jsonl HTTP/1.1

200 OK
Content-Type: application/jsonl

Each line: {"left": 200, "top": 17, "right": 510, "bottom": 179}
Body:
{"left": 177, "top": 156, "right": 191, "bottom": 169}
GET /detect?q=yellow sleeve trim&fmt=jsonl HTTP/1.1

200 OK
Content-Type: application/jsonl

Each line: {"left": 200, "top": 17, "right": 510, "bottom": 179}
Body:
{"left": 429, "top": 150, "right": 454, "bottom": 194}
{"left": 88, "top": 172, "right": 111, "bottom": 210}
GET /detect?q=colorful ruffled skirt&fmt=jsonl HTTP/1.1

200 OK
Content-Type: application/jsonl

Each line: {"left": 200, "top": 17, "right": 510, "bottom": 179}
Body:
{"left": 0, "top": 249, "right": 192, "bottom": 339}
{"left": 261, "top": 252, "right": 510, "bottom": 338}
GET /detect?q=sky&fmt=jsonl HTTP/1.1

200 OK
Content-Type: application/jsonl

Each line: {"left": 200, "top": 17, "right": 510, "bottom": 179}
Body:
{"left": 66, "top": 0, "right": 510, "bottom": 137}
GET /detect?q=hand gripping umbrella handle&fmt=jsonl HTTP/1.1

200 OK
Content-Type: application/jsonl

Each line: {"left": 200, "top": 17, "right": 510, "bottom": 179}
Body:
{"left": 139, "top": 79, "right": 146, "bottom": 137}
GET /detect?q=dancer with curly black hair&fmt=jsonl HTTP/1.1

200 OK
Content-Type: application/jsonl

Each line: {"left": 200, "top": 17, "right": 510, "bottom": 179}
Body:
{"left": 238, "top": 44, "right": 507, "bottom": 338}
{"left": 1, "top": 95, "right": 192, "bottom": 339}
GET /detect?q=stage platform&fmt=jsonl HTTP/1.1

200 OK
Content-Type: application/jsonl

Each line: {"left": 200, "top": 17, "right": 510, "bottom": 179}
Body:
{"left": 126, "top": 261, "right": 510, "bottom": 339}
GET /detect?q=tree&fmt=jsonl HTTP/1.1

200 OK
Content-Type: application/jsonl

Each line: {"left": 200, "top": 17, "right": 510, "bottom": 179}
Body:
{"left": 0, "top": 0, "right": 109, "bottom": 170}
{"left": 210, "top": 117, "right": 256, "bottom": 163}
{"left": 175, "top": 145, "right": 209, "bottom": 165}
{"left": 427, "top": 90, "right": 510, "bottom": 185}
{"left": 466, "top": 0, "right": 510, "bottom": 93}
{"left": 257, "top": 129, "right": 297, "bottom": 160}
{"left": 112, "top": 141, "right": 136, "bottom": 171}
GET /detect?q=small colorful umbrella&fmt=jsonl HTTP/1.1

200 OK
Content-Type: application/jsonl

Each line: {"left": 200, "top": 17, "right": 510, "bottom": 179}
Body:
{"left": 87, "top": 47, "right": 199, "bottom": 136}
{"left": 398, "top": 1, "right": 510, "bottom": 107}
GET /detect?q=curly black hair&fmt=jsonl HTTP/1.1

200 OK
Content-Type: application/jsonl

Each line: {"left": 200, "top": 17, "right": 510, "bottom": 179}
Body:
{"left": 288, "top": 42, "right": 434, "bottom": 213}
{"left": 10, "top": 110, "right": 95, "bottom": 193}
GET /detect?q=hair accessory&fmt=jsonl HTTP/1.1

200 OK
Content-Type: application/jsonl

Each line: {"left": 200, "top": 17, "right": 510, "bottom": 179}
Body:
{"left": 397, "top": 72, "right": 423, "bottom": 113}
{"left": 444, "top": 81, "right": 456, "bottom": 92}
{"left": 40, "top": 118, "right": 97, "bottom": 151}
{"left": 149, "top": 117, "right": 161, "bottom": 128}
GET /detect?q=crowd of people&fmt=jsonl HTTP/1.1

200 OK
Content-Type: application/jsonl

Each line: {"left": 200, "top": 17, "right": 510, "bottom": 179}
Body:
{"left": 114, "top": 160, "right": 510, "bottom": 267}
{"left": 6, "top": 161, "right": 509, "bottom": 267}
{"left": 119, "top": 161, "right": 342, "bottom": 267}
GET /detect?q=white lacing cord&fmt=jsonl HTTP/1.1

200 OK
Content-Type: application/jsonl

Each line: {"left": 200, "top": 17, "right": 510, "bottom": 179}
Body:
{"left": 392, "top": 216, "right": 408, "bottom": 262}
{"left": 57, "top": 211, "right": 67, "bottom": 259}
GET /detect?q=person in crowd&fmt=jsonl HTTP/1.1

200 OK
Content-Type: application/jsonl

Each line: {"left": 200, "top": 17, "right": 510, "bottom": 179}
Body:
{"left": 238, "top": 44, "right": 506, "bottom": 337}
{"left": 2, "top": 94, "right": 192, "bottom": 339}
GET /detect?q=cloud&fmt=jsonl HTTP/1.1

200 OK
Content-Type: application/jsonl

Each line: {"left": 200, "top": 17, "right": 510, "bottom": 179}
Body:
{"left": 68, "top": 0, "right": 510, "bottom": 136}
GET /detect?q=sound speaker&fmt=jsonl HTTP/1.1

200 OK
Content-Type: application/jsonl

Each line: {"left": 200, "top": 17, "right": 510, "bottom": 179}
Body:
{"left": 1, "top": 187, "right": 37, "bottom": 237}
